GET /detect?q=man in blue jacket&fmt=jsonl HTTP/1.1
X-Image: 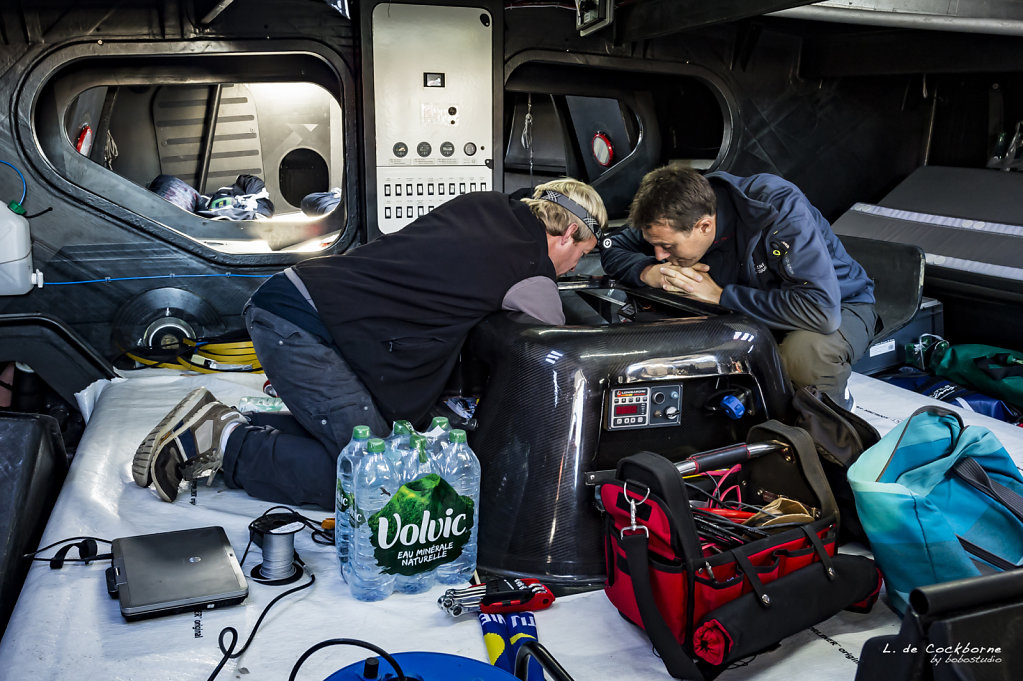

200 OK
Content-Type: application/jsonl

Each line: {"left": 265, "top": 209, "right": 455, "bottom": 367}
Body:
{"left": 601, "top": 166, "right": 876, "bottom": 408}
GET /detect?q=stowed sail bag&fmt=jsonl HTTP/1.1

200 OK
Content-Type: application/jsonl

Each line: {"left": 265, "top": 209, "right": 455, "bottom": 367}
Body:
{"left": 848, "top": 405, "right": 1023, "bottom": 615}
{"left": 599, "top": 421, "right": 882, "bottom": 680}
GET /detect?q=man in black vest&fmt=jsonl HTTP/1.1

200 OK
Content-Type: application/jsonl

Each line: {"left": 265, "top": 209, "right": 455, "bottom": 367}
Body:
{"left": 133, "top": 179, "right": 606, "bottom": 508}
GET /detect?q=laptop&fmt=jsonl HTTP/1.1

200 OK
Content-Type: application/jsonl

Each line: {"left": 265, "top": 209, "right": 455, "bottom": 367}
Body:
{"left": 106, "top": 526, "right": 248, "bottom": 621}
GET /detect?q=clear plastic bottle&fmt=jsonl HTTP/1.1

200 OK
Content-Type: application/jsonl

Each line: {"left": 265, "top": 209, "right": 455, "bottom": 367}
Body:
{"left": 335, "top": 425, "right": 371, "bottom": 581}
{"left": 392, "top": 434, "right": 437, "bottom": 595}
{"left": 237, "top": 395, "right": 286, "bottom": 412}
{"left": 423, "top": 416, "right": 451, "bottom": 459}
{"left": 384, "top": 420, "right": 414, "bottom": 481}
{"left": 434, "top": 429, "right": 481, "bottom": 585}
{"left": 348, "top": 438, "right": 397, "bottom": 601}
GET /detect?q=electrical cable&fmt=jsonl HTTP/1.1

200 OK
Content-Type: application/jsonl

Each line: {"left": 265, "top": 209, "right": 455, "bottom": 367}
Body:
{"left": 288, "top": 639, "right": 407, "bottom": 681}
{"left": 205, "top": 571, "right": 316, "bottom": 681}
{"left": 0, "top": 159, "right": 27, "bottom": 204}
{"left": 205, "top": 505, "right": 331, "bottom": 681}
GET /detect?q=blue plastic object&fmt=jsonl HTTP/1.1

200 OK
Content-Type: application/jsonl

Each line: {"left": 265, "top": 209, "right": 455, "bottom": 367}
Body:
{"left": 322, "top": 651, "right": 519, "bottom": 681}
{"left": 718, "top": 394, "right": 745, "bottom": 420}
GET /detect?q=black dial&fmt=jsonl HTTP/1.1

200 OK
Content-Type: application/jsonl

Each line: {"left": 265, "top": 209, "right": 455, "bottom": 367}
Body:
{"left": 440, "top": 141, "right": 455, "bottom": 157}
{"left": 392, "top": 142, "right": 408, "bottom": 158}
{"left": 417, "top": 141, "right": 432, "bottom": 157}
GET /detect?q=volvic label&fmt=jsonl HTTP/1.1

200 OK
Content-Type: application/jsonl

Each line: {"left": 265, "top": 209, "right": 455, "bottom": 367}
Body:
{"left": 367, "top": 473, "right": 474, "bottom": 576}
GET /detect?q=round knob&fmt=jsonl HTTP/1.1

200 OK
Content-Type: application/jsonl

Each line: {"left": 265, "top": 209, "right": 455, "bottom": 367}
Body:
{"left": 392, "top": 142, "right": 408, "bottom": 158}
{"left": 416, "top": 141, "right": 432, "bottom": 157}
{"left": 719, "top": 395, "right": 745, "bottom": 420}
{"left": 665, "top": 406, "right": 679, "bottom": 419}
{"left": 464, "top": 142, "right": 477, "bottom": 156}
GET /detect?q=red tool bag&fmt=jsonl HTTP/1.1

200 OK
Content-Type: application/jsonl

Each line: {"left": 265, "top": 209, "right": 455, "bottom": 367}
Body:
{"left": 599, "top": 420, "right": 882, "bottom": 680}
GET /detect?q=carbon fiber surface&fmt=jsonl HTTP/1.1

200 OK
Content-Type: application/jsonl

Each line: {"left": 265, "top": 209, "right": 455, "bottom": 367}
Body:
{"left": 464, "top": 312, "right": 791, "bottom": 588}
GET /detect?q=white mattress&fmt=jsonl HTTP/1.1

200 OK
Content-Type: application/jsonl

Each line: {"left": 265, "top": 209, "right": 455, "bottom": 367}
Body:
{"left": 0, "top": 369, "right": 1020, "bottom": 681}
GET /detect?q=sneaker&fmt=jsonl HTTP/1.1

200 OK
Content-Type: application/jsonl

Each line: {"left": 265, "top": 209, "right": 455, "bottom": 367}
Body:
{"left": 132, "top": 387, "right": 216, "bottom": 487}
{"left": 150, "top": 401, "right": 246, "bottom": 502}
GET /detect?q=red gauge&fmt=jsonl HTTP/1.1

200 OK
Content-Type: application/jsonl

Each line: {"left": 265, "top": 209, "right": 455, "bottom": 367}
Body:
{"left": 592, "top": 131, "right": 614, "bottom": 167}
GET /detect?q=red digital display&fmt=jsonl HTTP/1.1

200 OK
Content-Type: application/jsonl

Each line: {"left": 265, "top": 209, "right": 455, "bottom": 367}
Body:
{"left": 615, "top": 404, "right": 640, "bottom": 416}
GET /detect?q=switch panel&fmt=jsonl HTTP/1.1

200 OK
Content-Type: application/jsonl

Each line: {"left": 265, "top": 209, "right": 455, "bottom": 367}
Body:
{"left": 369, "top": 3, "right": 496, "bottom": 235}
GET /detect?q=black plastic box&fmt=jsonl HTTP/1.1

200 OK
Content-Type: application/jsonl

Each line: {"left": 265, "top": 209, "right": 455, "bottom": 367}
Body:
{"left": 0, "top": 414, "right": 67, "bottom": 633}
{"left": 853, "top": 298, "right": 945, "bottom": 376}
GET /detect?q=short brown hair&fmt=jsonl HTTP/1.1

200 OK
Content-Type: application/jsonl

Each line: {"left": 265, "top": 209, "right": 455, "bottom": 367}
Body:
{"left": 521, "top": 178, "right": 608, "bottom": 242}
{"left": 628, "top": 166, "right": 716, "bottom": 233}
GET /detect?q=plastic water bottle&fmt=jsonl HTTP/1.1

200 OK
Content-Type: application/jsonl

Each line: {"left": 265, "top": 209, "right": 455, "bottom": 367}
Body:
{"left": 335, "top": 425, "right": 371, "bottom": 580}
{"left": 434, "top": 429, "right": 481, "bottom": 585}
{"left": 423, "top": 416, "right": 451, "bottom": 459}
{"left": 348, "top": 438, "right": 397, "bottom": 601}
{"left": 393, "top": 435, "right": 438, "bottom": 595}
{"left": 237, "top": 395, "right": 286, "bottom": 412}
{"left": 384, "top": 420, "right": 414, "bottom": 481}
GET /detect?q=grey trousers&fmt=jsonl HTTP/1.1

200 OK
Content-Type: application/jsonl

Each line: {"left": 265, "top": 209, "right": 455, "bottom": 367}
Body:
{"left": 778, "top": 303, "right": 878, "bottom": 405}
{"left": 220, "top": 304, "right": 389, "bottom": 510}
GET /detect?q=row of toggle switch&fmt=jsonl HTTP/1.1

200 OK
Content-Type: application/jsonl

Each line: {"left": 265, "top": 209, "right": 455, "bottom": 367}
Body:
{"left": 383, "top": 180, "right": 487, "bottom": 198}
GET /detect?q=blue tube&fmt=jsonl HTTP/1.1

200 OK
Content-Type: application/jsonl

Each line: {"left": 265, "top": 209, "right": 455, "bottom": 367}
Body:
{"left": 0, "top": 160, "right": 28, "bottom": 204}
{"left": 46, "top": 273, "right": 271, "bottom": 286}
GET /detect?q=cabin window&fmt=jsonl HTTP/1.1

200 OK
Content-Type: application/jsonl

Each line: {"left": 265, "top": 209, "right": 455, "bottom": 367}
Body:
{"left": 35, "top": 51, "right": 349, "bottom": 256}
{"left": 504, "top": 58, "right": 729, "bottom": 220}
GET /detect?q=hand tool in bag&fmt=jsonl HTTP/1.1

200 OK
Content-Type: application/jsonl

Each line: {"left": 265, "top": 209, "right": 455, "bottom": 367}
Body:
{"left": 438, "top": 578, "right": 555, "bottom": 617}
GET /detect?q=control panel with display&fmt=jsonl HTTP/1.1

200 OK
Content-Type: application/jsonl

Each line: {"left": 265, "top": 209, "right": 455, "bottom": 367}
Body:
{"left": 606, "top": 384, "right": 682, "bottom": 430}
{"left": 369, "top": 3, "right": 495, "bottom": 235}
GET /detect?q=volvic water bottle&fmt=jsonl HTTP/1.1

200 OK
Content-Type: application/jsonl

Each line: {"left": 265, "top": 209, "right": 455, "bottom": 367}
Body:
{"left": 384, "top": 420, "right": 414, "bottom": 481}
{"left": 434, "top": 429, "right": 481, "bottom": 585}
{"left": 348, "top": 438, "right": 397, "bottom": 601}
{"left": 423, "top": 416, "right": 451, "bottom": 459}
{"left": 335, "top": 425, "right": 371, "bottom": 580}
{"left": 393, "top": 434, "right": 438, "bottom": 595}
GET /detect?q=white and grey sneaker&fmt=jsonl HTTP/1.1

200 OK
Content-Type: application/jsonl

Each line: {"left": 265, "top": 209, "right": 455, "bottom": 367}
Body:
{"left": 150, "top": 401, "right": 246, "bottom": 502}
{"left": 132, "top": 387, "right": 216, "bottom": 487}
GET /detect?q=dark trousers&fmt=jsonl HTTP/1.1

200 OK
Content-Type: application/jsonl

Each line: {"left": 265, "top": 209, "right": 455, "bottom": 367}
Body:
{"left": 778, "top": 303, "right": 878, "bottom": 405}
{"left": 220, "top": 304, "right": 389, "bottom": 510}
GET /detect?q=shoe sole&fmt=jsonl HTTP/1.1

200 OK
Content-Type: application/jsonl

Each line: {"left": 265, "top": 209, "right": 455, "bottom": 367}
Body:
{"left": 132, "top": 387, "right": 214, "bottom": 487}
{"left": 150, "top": 401, "right": 240, "bottom": 502}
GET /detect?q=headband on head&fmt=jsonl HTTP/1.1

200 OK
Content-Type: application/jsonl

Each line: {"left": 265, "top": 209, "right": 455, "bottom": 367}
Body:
{"left": 539, "top": 189, "right": 601, "bottom": 237}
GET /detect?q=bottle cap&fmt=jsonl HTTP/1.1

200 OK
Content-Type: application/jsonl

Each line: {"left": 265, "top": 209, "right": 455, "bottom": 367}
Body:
{"left": 367, "top": 438, "right": 386, "bottom": 453}
{"left": 7, "top": 201, "right": 25, "bottom": 215}
{"left": 449, "top": 429, "right": 467, "bottom": 444}
{"left": 430, "top": 416, "right": 450, "bottom": 429}
{"left": 392, "top": 420, "right": 413, "bottom": 435}
{"left": 352, "top": 425, "right": 371, "bottom": 440}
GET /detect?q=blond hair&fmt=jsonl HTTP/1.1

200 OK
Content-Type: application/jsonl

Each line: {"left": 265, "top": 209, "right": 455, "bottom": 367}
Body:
{"left": 521, "top": 178, "right": 607, "bottom": 242}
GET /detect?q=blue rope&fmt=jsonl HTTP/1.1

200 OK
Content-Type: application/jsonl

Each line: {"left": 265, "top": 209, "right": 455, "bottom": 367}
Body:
{"left": 0, "top": 160, "right": 28, "bottom": 204}
{"left": 46, "top": 273, "right": 272, "bottom": 286}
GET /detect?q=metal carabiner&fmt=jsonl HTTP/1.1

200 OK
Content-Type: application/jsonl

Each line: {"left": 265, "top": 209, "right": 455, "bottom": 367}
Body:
{"left": 620, "top": 481, "right": 651, "bottom": 539}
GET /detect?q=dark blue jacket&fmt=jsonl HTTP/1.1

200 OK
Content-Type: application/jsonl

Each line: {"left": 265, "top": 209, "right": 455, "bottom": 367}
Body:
{"left": 600, "top": 172, "right": 874, "bottom": 333}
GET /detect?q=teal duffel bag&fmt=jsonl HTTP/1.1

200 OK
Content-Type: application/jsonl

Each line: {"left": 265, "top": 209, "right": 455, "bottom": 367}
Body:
{"left": 848, "top": 405, "right": 1023, "bottom": 614}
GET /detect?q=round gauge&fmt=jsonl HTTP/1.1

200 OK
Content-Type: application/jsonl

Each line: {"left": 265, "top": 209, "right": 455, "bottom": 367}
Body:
{"left": 592, "top": 132, "right": 614, "bottom": 167}
{"left": 463, "top": 142, "right": 477, "bottom": 156}
{"left": 417, "top": 141, "right": 432, "bottom": 157}
{"left": 392, "top": 142, "right": 408, "bottom": 158}
{"left": 440, "top": 141, "right": 455, "bottom": 157}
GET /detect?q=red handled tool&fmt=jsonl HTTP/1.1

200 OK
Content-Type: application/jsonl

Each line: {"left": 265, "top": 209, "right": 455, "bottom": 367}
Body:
{"left": 438, "top": 578, "right": 555, "bottom": 617}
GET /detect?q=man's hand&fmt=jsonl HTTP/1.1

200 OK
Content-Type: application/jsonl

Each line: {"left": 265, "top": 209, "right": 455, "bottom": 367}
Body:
{"left": 658, "top": 263, "right": 722, "bottom": 305}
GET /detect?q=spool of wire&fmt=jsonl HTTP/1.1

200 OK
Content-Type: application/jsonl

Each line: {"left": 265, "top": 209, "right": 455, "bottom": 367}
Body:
{"left": 249, "top": 512, "right": 304, "bottom": 585}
